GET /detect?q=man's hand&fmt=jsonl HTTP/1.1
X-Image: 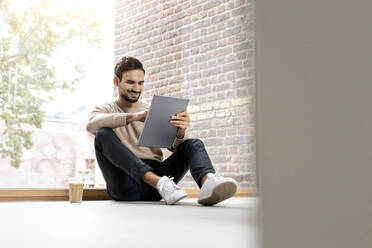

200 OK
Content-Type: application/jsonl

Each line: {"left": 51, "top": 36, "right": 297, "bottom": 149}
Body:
{"left": 127, "top": 109, "right": 149, "bottom": 124}
{"left": 136, "top": 109, "right": 149, "bottom": 122}
{"left": 170, "top": 111, "right": 190, "bottom": 139}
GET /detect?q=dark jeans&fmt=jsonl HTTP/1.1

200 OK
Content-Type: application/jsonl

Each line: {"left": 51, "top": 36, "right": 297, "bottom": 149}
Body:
{"left": 94, "top": 128, "right": 216, "bottom": 201}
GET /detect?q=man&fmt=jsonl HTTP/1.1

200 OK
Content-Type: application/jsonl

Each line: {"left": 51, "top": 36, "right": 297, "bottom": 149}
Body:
{"left": 86, "top": 56, "right": 237, "bottom": 205}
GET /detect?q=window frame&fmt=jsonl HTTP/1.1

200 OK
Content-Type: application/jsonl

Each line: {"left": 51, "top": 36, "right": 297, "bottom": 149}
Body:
{"left": 0, "top": 188, "right": 257, "bottom": 201}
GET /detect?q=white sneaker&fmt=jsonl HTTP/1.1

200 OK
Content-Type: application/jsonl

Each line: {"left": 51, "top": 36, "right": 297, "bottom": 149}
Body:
{"left": 197, "top": 174, "right": 238, "bottom": 206}
{"left": 156, "top": 176, "right": 188, "bottom": 205}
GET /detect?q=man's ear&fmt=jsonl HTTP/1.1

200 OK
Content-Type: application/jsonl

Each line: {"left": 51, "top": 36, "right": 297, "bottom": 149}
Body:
{"left": 113, "top": 76, "right": 119, "bottom": 87}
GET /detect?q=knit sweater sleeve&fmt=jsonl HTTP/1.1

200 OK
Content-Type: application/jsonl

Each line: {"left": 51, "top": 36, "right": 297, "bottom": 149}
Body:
{"left": 167, "top": 131, "right": 189, "bottom": 152}
{"left": 86, "top": 105, "right": 128, "bottom": 135}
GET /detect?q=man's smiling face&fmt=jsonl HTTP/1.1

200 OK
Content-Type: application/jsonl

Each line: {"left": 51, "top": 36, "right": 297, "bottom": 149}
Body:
{"left": 116, "top": 69, "right": 145, "bottom": 103}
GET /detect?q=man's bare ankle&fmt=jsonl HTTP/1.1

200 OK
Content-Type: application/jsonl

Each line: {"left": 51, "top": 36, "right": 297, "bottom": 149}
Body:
{"left": 201, "top": 173, "right": 215, "bottom": 185}
{"left": 142, "top": 171, "right": 161, "bottom": 188}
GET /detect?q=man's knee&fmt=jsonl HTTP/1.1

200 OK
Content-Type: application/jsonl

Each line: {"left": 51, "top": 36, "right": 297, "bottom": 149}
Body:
{"left": 95, "top": 128, "right": 113, "bottom": 142}
{"left": 181, "top": 138, "right": 206, "bottom": 151}
{"left": 183, "top": 138, "right": 205, "bottom": 147}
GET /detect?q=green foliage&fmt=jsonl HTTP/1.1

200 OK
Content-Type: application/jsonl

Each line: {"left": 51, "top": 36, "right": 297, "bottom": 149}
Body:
{"left": 0, "top": 0, "right": 101, "bottom": 168}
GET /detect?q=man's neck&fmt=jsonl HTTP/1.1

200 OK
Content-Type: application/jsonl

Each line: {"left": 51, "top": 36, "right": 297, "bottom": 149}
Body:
{"left": 118, "top": 97, "right": 140, "bottom": 108}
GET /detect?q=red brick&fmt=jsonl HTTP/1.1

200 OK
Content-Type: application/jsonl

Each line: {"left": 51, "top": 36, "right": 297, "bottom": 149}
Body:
{"left": 191, "top": 0, "right": 206, "bottom": 7}
{"left": 223, "top": 26, "right": 241, "bottom": 38}
{"left": 204, "top": 33, "right": 220, "bottom": 43}
{"left": 187, "top": 5, "right": 202, "bottom": 15}
{"left": 187, "top": 72, "right": 202, "bottom": 81}
{"left": 202, "top": 67, "right": 221, "bottom": 77}
{"left": 214, "top": 46, "right": 233, "bottom": 56}
{"left": 182, "top": 2, "right": 191, "bottom": 9}
{"left": 204, "top": 138, "right": 224, "bottom": 146}
{"left": 187, "top": 38, "right": 203, "bottom": 49}
{"left": 211, "top": 12, "right": 230, "bottom": 23}
{"left": 233, "top": 41, "right": 251, "bottom": 52}
{"left": 223, "top": 61, "right": 243, "bottom": 72}
{"left": 203, "top": 0, "right": 222, "bottom": 11}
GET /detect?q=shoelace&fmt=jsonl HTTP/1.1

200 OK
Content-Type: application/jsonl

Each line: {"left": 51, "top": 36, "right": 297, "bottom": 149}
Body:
{"left": 158, "top": 176, "right": 182, "bottom": 193}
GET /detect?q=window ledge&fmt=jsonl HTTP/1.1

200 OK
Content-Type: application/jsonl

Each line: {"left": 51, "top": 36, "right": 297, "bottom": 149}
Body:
{"left": 0, "top": 188, "right": 258, "bottom": 201}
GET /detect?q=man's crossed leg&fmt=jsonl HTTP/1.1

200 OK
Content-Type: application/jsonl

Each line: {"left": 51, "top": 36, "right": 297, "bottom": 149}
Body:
{"left": 94, "top": 128, "right": 237, "bottom": 205}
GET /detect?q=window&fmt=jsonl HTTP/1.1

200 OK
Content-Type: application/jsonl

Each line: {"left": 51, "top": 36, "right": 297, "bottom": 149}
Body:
{"left": 0, "top": 0, "right": 114, "bottom": 189}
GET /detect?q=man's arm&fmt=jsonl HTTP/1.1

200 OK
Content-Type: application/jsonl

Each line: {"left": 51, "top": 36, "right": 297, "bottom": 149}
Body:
{"left": 167, "top": 111, "right": 190, "bottom": 152}
{"left": 167, "top": 131, "right": 189, "bottom": 152}
{"left": 86, "top": 105, "right": 148, "bottom": 135}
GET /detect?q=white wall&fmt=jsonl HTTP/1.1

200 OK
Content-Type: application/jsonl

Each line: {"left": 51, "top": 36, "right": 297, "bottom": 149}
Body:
{"left": 256, "top": 1, "right": 372, "bottom": 247}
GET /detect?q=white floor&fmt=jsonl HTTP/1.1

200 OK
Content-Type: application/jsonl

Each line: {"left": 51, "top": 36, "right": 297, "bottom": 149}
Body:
{"left": 0, "top": 197, "right": 260, "bottom": 248}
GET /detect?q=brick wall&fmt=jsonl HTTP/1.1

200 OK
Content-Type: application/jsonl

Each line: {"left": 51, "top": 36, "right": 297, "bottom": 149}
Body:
{"left": 114, "top": 0, "right": 255, "bottom": 188}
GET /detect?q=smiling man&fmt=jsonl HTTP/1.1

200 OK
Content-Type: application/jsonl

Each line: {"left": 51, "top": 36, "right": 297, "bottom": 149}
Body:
{"left": 86, "top": 56, "right": 238, "bottom": 205}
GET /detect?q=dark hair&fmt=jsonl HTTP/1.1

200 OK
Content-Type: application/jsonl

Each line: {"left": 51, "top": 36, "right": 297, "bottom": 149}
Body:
{"left": 114, "top": 56, "right": 145, "bottom": 81}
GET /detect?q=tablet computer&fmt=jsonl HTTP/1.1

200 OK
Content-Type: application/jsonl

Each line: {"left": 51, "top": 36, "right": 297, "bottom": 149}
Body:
{"left": 137, "top": 95, "right": 189, "bottom": 148}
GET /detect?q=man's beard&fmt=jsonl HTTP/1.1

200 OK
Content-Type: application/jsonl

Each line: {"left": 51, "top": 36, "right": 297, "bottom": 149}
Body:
{"left": 121, "top": 91, "right": 141, "bottom": 103}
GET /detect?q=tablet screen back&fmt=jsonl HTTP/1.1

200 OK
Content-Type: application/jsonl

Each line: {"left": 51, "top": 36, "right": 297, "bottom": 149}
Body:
{"left": 137, "top": 95, "right": 189, "bottom": 148}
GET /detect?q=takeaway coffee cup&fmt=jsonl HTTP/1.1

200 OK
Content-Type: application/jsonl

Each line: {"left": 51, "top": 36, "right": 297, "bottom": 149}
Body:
{"left": 69, "top": 177, "right": 84, "bottom": 203}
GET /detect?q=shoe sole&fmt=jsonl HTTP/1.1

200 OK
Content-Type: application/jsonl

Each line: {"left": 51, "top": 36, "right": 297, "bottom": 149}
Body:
{"left": 166, "top": 193, "right": 188, "bottom": 205}
{"left": 197, "top": 181, "right": 237, "bottom": 206}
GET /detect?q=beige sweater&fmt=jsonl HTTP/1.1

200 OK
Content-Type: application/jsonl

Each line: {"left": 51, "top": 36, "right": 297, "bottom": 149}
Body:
{"left": 86, "top": 99, "right": 189, "bottom": 162}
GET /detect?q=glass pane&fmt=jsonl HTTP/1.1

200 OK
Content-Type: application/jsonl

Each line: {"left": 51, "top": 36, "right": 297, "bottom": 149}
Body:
{"left": 0, "top": 0, "right": 114, "bottom": 188}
